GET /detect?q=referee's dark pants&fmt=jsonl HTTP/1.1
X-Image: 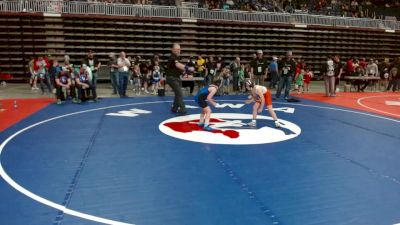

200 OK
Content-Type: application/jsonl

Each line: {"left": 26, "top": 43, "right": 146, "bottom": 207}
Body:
{"left": 166, "top": 76, "right": 186, "bottom": 113}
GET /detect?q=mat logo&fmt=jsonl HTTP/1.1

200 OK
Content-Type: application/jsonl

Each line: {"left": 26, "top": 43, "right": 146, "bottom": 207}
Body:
{"left": 106, "top": 108, "right": 151, "bottom": 117}
{"left": 159, "top": 113, "right": 301, "bottom": 145}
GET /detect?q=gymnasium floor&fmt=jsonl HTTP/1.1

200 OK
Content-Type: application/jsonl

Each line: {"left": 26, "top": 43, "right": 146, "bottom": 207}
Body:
{"left": 0, "top": 83, "right": 399, "bottom": 225}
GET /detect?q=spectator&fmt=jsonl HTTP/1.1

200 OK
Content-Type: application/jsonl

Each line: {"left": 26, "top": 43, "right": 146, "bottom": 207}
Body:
{"left": 34, "top": 55, "right": 52, "bottom": 94}
{"left": 28, "top": 56, "right": 38, "bottom": 90}
{"left": 333, "top": 55, "right": 343, "bottom": 94}
{"left": 83, "top": 50, "right": 101, "bottom": 98}
{"left": 230, "top": 57, "right": 241, "bottom": 94}
{"left": 359, "top": 57, "right": 367, "bottom": 72}
{"left": 205, "top": 56, "right": 217, "bottom": 85}
{"left": 216, "top": 56, "right": 225, "bottom": 74}
{"left": 117, "top": 51, "right": 131, "bottom": 97}
{"left": 55, "top": 71, "right": 72, "bottom": 105}
{"left": 295, "top": 68, "right": 305, "bottom": 94}
{"left": 304, "top": 67, "right": 313, "bottom": 92}
{"left": 346, "top": 57, "right": 354, "bottom": 76}
{"left": 238, "top": 63, "right": 246, "bottom": 93}
{"left": 324, "top": 56, "right": 335, "bottom": 97}
{"left": 131, "top": 65, "right": 142, "bottom": 95}
{"left": 108, "top": 53, "right": 119, "bottom": 95}
{"left": 140, "top": 59, "right": 151, "bottom": 94}
{"left": 250, "top": 50, "right": 268, "bottom": 86}
{"left": 275, "top": 51, "right": 296, "bottom": 100}
{"left": 75, "top": 67, "right": 92, "bottom": 103}
{"left": 48, "top": 59, "right": 61, "bottom": 89}
{"left": 387, "top": 58, "right": 399, "bottom": 92}
{"left": 221, "top": 66, "right": 231, "bottom": 95}
{"left": 379, "top": 58, "right": 391, "bottom": 90}
{"left": 62, "top": 55, "right": 78, "bottom": 102}
{"left": 150, "top": 60, "right": 162, "bottom": 95}
{"left": 353, "top": 65, "right": 369, "bottom": 92}
{"left": 196, "top": 55, "right": 206, "bottom": 76}
{"left": 268, "top": 56, "right": 279, "bottom": 89}
{"left": 196, "top": 55, "right": 206, "bottom": 88}
{"left": 366, "top": 58, "right": 379, "bottom": 76}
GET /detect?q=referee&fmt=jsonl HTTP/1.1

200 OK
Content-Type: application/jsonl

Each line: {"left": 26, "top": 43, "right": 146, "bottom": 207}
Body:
{"left": 166, "top": 43, "right": 194, "bottom": 115}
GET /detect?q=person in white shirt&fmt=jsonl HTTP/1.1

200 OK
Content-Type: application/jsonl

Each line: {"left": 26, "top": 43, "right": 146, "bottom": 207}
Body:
{"left": 117, "top": 51, "right": 131, "bottom": 98}
{"left": 324, "top": 56, "right": 335, "bottom": 97}
{"left": 366, "top": 58, "right": 379, "bottom": 77}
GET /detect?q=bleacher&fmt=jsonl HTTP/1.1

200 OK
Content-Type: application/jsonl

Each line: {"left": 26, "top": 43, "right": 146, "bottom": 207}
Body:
{"left": 0, "top": 2, "right": 400, "bottom": 80}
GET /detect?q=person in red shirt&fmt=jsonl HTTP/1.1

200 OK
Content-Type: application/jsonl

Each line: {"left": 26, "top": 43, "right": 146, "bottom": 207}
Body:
{"left": 346, "top": 58, "right": 354, "bottom": 76}
{"left": 55, "top": 71, "right": 71, "bottom": 104}
{"left": 304, "top": 68, "right": 313, "bottom": 92}
{"left": 359, "top": 57, "right": 367, "bottom": 74}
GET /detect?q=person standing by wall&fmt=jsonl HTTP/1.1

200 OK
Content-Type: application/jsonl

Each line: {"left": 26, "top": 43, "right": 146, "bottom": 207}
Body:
{"left": 333, "top": 55, "right": 343, "bottom": 95}
{"left": 268, "top": 56, "right": 279, "bottom": 89}
{"left": 205, "top": 56, "right": 216, "bottom": 85}
{"left": 108, "top": 53, "right": 119, "bottom": 95}
{"left": 250, "top": 50, "right": 268, "bottom": 86}
{"left": 117, "top": 51, "right": 131, "bottom": 98}
{"left": 166, "top": 43, "right": 194, "bottom": 116}
{"left": 230, "top": 57, "right": 240, "bottom": 94}
{"left": 83, "top": 50, "right": 101, "bottom": 98}
{"left": 275, "top": 51, "right": 296, "bottom": 100}
{"left": 324, "top": 56, "right": 336, "bottom": 97}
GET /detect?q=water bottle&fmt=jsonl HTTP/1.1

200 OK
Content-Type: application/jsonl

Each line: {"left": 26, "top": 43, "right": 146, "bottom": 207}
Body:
{"left": 13, "top": 100, "right": 17, "bottom": 109}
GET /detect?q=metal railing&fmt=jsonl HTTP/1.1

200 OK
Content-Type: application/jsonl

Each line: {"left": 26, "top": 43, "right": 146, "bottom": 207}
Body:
{"left": 0, "top": 1, "right": 399, "bottom": 30}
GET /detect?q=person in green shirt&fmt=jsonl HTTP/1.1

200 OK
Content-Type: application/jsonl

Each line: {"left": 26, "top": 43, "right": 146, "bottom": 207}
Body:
{"left": 295, "top": 69, "right": 305, "bottom": 94}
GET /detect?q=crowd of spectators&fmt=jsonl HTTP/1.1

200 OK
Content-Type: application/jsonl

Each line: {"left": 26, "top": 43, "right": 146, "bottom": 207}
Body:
{"left": 26, "top": 48, "right": 400, "bottom": 105}
{"left": 280, "top": 0, "right": 400, "bottom": 18}
{"left": 4, "top": 0, "right": 398, "bottom": 19}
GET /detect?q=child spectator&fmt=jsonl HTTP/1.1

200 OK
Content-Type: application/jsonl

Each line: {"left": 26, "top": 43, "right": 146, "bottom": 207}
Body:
{"left": 295, "top": 69, "right": 305, "bottom": 94}
{"left": 304, "top": 68, "right": 313, "bottom": 92}
{"left": 131, "top": 65, "right": 141, "bottom": 95}
{"left": 151, "top": 61, "right": 162, "bottom": 95}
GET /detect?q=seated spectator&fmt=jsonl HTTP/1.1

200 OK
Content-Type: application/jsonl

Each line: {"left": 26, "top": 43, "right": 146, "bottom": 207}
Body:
{"left": 75, "top": 67, "right": 96, "bottom": 103}
{"left": 55, "top": 71, "right": 72, "bottom": 105}
{"left": 353, "top": 66, "right": 369, "bottom": 92}
{"left": 49, "top": 59, "right": 62, "bottom": 89}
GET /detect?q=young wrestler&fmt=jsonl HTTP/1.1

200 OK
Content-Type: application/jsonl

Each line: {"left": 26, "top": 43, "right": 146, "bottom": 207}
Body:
{"left": 244, "top": 80, "right": 281, "bottom": 128}
{"left": 194, "top": 79, "right": 222, "bottom": 131}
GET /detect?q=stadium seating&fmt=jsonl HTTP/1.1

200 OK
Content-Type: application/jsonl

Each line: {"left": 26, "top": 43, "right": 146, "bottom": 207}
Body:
{"left": 0, "top": 12, "right": 399, "bottom": 80}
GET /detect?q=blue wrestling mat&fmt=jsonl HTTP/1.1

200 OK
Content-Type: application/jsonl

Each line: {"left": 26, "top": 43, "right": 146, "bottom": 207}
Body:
{"left": 0, "top": 96, "right": 399, "bottom": 225}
